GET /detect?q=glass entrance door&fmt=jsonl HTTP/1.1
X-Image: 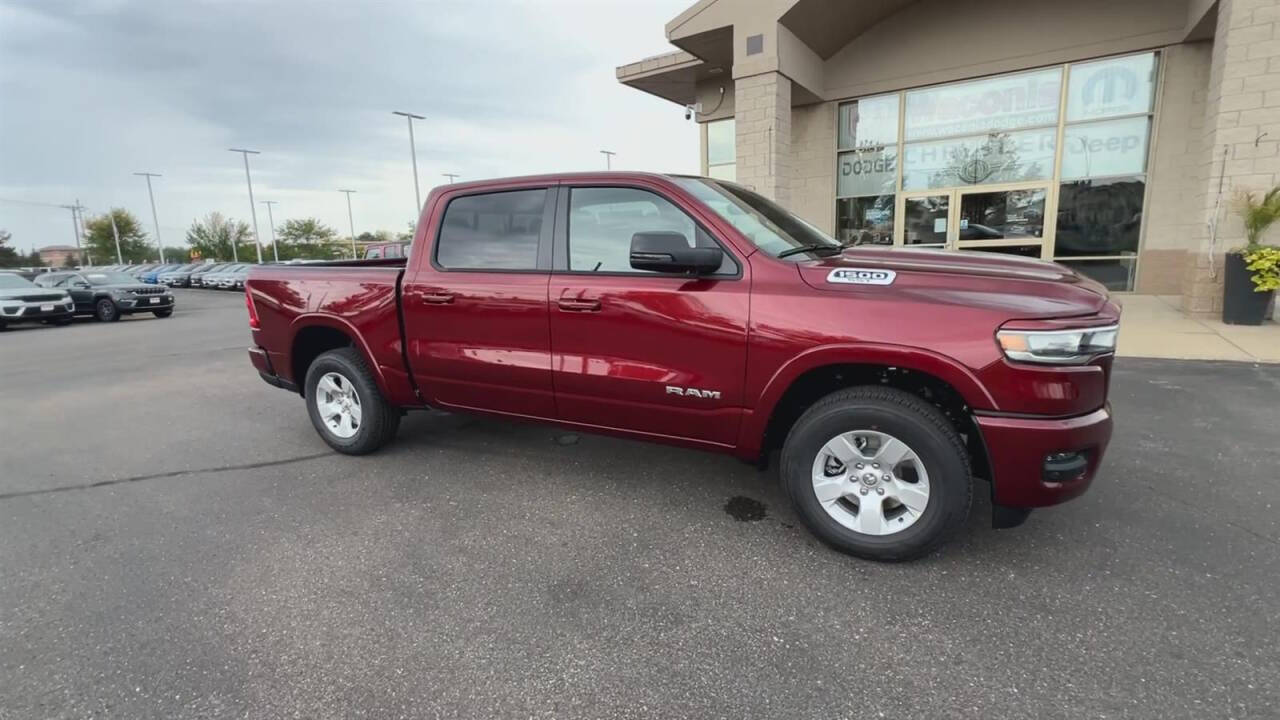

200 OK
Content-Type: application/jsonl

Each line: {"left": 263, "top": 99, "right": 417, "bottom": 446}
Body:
{"left": 954, "top": 187, "right": 1049, "bottom": 258}
{"left": 900, "top": 193, "right": 950, "bottom": 248}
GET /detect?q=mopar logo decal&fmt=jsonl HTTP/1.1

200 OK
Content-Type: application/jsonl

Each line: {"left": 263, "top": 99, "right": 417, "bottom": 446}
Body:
{"left": 827, "top": 268, "right": 896, "bottom": 286}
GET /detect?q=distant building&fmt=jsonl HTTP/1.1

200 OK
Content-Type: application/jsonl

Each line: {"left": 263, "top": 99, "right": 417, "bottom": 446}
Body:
{"left": 37, "top": 245, "right": 83, "bottom": 267}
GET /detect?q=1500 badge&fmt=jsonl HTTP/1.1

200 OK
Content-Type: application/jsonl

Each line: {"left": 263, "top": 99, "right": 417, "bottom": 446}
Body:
{"left": 827, "top": 268, "right": 896, "bottom": 286}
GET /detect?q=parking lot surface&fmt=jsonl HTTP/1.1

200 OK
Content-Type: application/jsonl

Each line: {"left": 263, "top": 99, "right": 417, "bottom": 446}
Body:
{"left": 2, "top": 289, "right": 1278, "bottom": 719}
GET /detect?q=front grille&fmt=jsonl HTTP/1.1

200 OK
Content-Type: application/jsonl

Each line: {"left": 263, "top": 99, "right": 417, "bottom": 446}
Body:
{"left": 132, "top": 286, "right": 165, "bottom": 296}
{"left": 14, "top": 294, "right": 65, "bottom": 303}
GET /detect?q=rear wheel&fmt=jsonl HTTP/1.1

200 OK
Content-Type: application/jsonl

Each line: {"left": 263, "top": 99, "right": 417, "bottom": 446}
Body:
{"left": 780, "top": 386, "right": 972, "bottom": 562}
{"left": 95, "top": 299, "right": 119, "bottom": 322}
{"left": 304, "top": 348, "right": 400, "bottom": 455}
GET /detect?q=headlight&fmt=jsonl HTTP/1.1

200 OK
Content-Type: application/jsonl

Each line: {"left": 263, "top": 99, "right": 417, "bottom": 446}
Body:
{"left": 996, "top": 324, "right": 1118, "bottom": 365}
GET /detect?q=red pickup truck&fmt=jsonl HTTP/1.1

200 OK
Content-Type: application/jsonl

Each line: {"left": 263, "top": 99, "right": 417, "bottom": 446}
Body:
{"left": 246, "top": 172, "right": 1119, "bottom": 560}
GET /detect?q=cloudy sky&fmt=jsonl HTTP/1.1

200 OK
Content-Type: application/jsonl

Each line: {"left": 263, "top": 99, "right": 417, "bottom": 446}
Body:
{"left": 0, "top": 0, "right": 696, "bottom": 255}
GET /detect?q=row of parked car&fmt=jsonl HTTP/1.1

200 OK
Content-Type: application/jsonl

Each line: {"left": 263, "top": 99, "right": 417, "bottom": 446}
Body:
{"left": 83, "top": 262, "right": 254, "bottom": 290}
{"left": 0, "top": 268, "right": 176, "bottom": 328}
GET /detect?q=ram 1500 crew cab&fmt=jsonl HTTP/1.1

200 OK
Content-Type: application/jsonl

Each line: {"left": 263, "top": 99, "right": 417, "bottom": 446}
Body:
{"left": 246, "top": 173, "right": 1119, "bottom": 560}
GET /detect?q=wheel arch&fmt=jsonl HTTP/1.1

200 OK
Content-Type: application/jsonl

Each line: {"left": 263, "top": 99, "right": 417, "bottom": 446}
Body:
{"left": 740, "top": 344, "right": 995, "bottom": 480}
{"left": 288, "top": 314, "right": 388, "bottom": 400}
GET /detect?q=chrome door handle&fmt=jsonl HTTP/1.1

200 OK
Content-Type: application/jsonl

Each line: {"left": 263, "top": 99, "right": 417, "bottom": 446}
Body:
{"left": 422, "top": 292, "right": 455, "bottom": 304}
{"left": 557, "top": 298, "right": 601, "bottom": 312}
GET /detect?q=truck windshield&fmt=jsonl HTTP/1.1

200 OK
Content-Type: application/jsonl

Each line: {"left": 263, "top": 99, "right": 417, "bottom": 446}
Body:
{"left": 671, "top": 177, "right": 842, "bottom": 260}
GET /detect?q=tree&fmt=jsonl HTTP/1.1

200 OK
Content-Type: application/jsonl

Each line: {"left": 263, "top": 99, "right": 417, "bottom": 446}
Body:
{"left": 163, "top": 246, "right": 192, "bottom": 263}
{"left": 276, "top": 217, "right": 342, "bottom": 260}
{"left": 62, "top": 253, "right": 80, "bottom": 268}
{"left": 84, "top": 209, "right": 152, "bottom": 263}
{"left": 186, "top": 212, "right": 253, "bottom": 262}
{"left": 0, "top": 229, "right": 20, "bottom": 268}
{"left": 24, "top": 249, "right": 43, "bottom": 268}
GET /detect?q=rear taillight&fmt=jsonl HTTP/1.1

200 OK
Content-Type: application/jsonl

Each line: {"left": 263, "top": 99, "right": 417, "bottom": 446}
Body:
{"left": 246, "top": 291, "right": 260, "bottom": 329}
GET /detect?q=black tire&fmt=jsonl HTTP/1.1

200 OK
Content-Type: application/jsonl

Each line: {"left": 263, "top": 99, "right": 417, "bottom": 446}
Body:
{"left": 304, "top": 347, "right": 400, "bottom": 455}
{"left": 95, "top": 298, "right": 119, "bottom": 322}
{"left": 780, "top": 386, "right": 972, "bottom": 562}
{"left": 153, "top": 309, "right": 173, "bottom": 318}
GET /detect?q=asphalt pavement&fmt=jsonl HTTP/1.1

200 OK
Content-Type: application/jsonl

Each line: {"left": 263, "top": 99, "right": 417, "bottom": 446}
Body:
{"left": 1, "top": 288, "right": 1278, "bottom": 719}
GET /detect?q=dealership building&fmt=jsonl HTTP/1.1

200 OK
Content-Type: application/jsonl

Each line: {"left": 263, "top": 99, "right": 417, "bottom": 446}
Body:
{"left": 618, "top": 0, "right": 1280, "bottom": 311}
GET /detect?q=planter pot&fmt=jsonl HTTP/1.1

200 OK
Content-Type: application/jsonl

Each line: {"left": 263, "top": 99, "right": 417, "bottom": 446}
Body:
{"left": 1222, "top": 252, "right": 1276, "bottom": 325}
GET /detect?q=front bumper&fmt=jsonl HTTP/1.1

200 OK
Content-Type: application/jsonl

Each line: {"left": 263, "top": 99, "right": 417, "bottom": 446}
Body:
{"left": 975, "top": 405, "right": 1113, "bottom": 508}
{"left": 0, "top": 300, "right": 75, "bottom": 322}
{"left": 114, "top": 294, "right": 174, "bottom": 312}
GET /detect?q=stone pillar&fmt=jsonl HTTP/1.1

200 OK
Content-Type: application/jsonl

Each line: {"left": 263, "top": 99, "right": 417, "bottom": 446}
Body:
{"left": 734, "top": 71, "right": 792, "bottom": 206}
{"left": 1182, "top": 0, "right": 1280, "bottom": 313}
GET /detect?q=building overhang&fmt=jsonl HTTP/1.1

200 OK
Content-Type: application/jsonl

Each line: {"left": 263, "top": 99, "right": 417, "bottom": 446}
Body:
{"left": 616, "top": 50, "right": 728, "bottom": 107}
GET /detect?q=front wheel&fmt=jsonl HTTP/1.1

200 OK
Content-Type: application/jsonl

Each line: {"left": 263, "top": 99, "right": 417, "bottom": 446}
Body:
{"left": 95, "top": 299, "right": 119, "bottom": 322}
{"left": 153, "top": 309, "right": 173, "bottom": 318}
{"left": 304, "top": 348, "right": 400, "bottom": 455}
{"left": 780, "top": 386, "right": 972, "bottom": 562}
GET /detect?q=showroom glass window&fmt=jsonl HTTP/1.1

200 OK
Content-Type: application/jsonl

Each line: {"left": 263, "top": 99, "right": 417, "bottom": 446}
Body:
{"left": 836, "top": 94, "right": 898, "bottom": 245}
{"left": 706, "top": 119, "right": 736, "bottom": 181}
{"left": 1055, "top": 53, "right": 1158, "bottom": 290}
{"left": 833, "top": 51, "right": 1157, "bottom": 290}
{"left": 901, "top": 67, "right": 1061, "bottom": 190}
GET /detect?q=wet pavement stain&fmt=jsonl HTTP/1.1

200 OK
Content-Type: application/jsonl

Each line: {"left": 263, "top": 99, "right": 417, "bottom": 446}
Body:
{"left": 724, "top": 496, "right": 767, "bottom": 522}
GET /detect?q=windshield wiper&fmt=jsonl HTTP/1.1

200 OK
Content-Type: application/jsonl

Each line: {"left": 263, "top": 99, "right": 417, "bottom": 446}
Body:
{"left": 776, "top": 242, "right": 851, "bottom": 259}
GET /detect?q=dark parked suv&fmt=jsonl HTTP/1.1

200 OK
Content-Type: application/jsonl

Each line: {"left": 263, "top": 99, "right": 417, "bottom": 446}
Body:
{"left": 34, "top": 270, "right": 175, "bottom": 322}
{"left": 0, "top": 271, "right": 75, "bottom": 328}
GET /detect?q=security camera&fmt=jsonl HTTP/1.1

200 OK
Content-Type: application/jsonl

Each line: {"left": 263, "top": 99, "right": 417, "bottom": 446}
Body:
{"left": 684, "top": 103, "right": 702, "bottom": 121}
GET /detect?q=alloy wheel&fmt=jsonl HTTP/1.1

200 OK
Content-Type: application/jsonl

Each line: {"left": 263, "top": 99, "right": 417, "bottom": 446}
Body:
{"left": 810, "top": 430, "right": 931, "bottom": 536}
{"left": 314, "top": 371, "right": 362, "bottom": 439}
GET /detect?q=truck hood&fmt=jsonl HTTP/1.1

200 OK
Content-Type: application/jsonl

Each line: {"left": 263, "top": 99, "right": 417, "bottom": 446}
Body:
{"left": 796, "top": 246, "right": 1110, "bottom": 318}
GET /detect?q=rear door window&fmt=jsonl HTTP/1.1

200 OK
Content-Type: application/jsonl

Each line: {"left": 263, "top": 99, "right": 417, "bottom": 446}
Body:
{"left": 435, "top": 189, "right": 546, "bottom": 270}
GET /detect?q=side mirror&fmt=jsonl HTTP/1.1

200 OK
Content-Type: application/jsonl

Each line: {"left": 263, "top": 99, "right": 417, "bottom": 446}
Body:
{"left": 629, "top": 231, "right": 723, "bottom": 275}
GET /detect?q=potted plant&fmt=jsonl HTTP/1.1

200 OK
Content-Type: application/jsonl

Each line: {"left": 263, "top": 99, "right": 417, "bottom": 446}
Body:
{"left": 1223, "top": 188, "right": 1280, "bottom": 325}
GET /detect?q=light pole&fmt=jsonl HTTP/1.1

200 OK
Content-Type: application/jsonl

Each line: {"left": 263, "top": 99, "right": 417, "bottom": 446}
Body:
{"left": 59, "top": 204, "right": 83, "bottom": 264}
{"left": 600, "top": 150, "right": 615, "bottom": 170}
{"left": 442, "top": 173, "right": 460, "bottom": 183}
{"left": 228, "top": 148, "right": 264, "bottom": 264}
{"left": 74, "top": 200, "right": 90, "bottom": 264}
{"left": 339, "top": 189, "right": 358, "bottom": 258}
{"left": 260, "top": 200, "right": 279, "bottom": 263}
{"left": 392, "top": 111, "right": 425, "bottom": 217}
{"left": 133, "top": 173, "right": 165, "bottom": 263}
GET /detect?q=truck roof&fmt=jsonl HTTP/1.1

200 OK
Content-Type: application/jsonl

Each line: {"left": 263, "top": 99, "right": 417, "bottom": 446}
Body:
{"left": 433, "top": 171, "right": 688, "bottom": 192}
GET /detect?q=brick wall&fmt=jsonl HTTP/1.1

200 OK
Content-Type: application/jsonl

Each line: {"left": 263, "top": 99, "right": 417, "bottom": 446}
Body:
{"left": 1183, "top": 0, "right": 1280, "bottom": 313}
{"left": 790, "top": 102, "right": 836, "bottom": 234}
{"left": 734, "top": 72, "right": 791, "bottom": 206}
{"left": 1139, "top": 42, "right": 1212, "bottom": 294}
